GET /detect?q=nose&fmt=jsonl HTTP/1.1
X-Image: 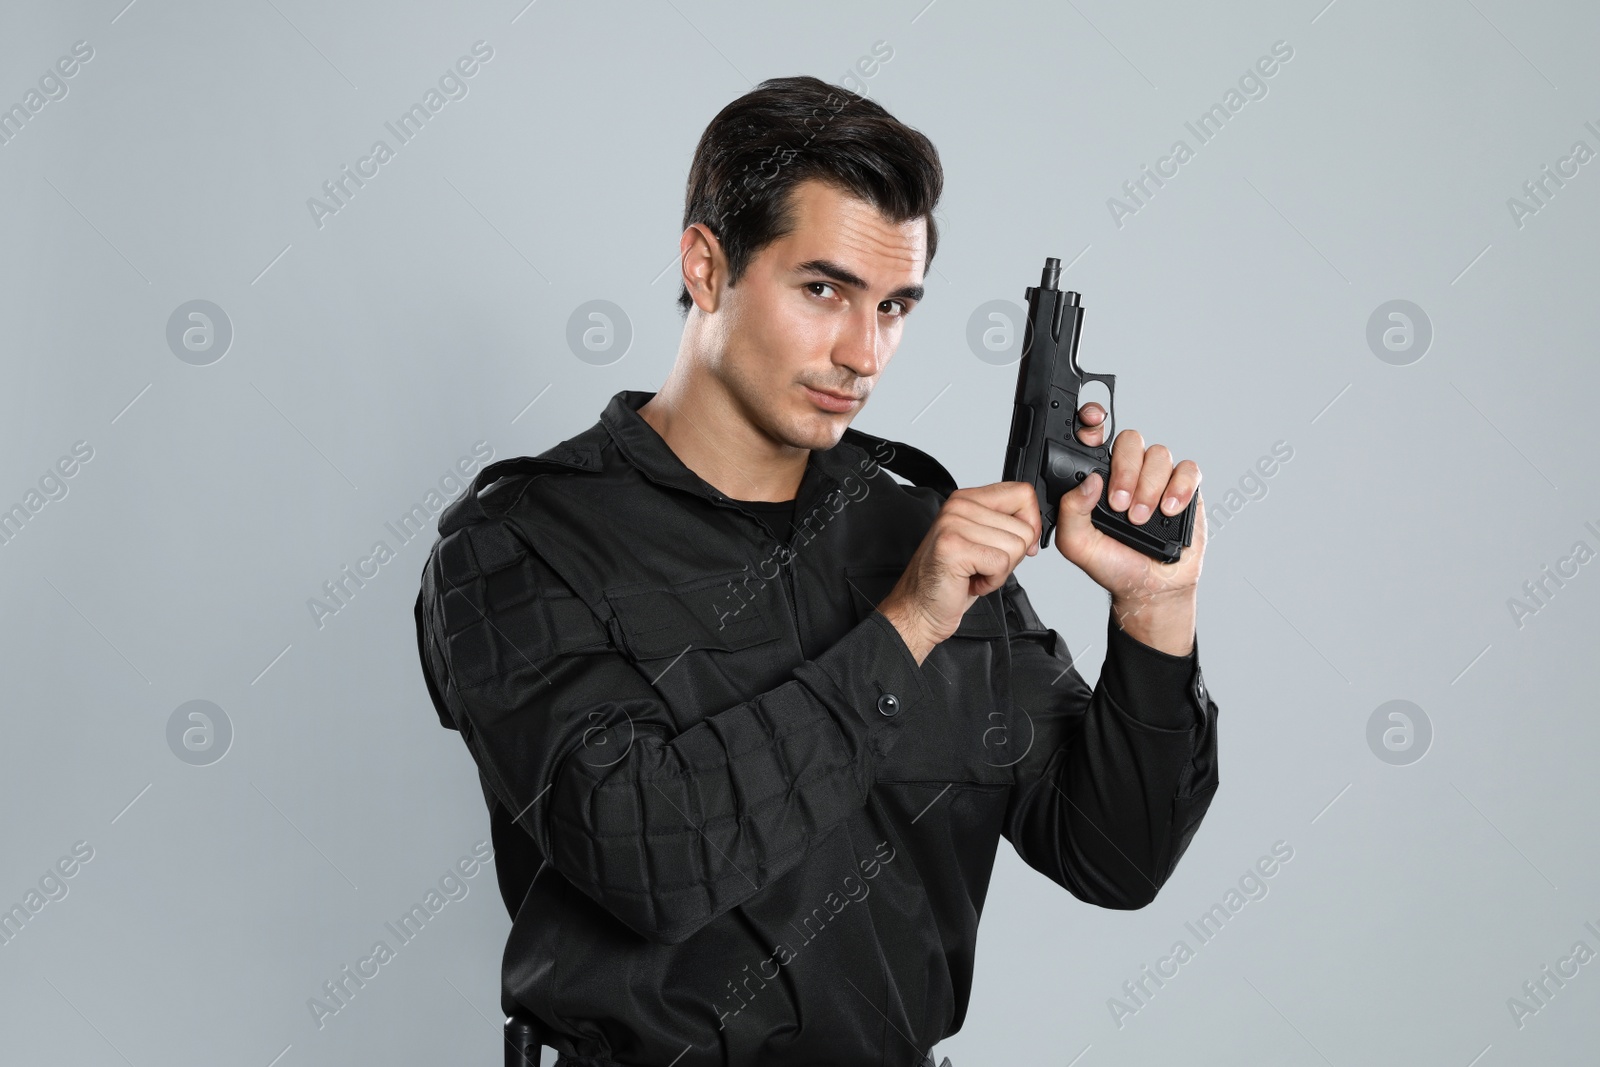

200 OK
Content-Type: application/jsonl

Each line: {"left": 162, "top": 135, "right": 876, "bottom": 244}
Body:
{"left": 834, "top": 305, "right": 886, "bottom": 380}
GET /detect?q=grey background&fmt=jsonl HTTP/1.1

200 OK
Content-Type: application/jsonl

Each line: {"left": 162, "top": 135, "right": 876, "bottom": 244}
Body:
{"left": 3, "top": 0, "right": 1597, "bottom": 1064}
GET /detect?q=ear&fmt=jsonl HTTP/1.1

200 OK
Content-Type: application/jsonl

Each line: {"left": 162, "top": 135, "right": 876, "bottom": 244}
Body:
{"left": 681, "top": 223, "right": 725, "bottom": 314}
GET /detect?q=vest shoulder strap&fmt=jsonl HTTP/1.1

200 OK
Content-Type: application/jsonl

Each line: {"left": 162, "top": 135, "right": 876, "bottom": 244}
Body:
{"left": 841, "top": 427, "right": 958, "bottom": 499}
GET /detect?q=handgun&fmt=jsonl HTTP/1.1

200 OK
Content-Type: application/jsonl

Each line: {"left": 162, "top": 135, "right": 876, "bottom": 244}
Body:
{"left": 1002, "top": 256, "right": 1196, "bottom": 563}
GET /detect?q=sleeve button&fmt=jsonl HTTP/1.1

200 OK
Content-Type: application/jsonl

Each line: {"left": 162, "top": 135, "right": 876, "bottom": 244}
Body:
{"left": 877, "top": 693, "right": 900, "bottom": 717}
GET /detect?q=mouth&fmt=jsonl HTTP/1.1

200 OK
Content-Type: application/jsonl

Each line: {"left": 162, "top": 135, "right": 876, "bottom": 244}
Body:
{"left": 802, "top": 384, "right": 863, "bottom": 413}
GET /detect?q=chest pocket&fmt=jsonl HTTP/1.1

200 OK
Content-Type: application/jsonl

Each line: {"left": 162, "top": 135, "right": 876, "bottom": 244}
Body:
{"left": 844, "top": 565, "right": 1018, "bottom": 786}
{"left": 604, "top": 568, "right": 792, "bottom": 730}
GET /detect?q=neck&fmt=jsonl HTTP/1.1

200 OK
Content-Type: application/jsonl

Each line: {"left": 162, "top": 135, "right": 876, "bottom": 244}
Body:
{"left": 639, "top": 371, "right": 807, "bottom": 502}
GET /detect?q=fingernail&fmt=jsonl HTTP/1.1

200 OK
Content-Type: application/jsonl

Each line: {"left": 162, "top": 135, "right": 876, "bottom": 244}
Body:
{"left": 1111, "top": 489, "right": 1130, "bottom": 509}
{"left": 1163, "top": 495, "right": 1179, "bottom": 514}
{"left": 1130, "top": 503, "right": 1150, "bottom": 524}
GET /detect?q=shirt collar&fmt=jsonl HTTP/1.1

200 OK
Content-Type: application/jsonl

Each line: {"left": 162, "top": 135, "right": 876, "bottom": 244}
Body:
{"left": 599, "top": 389, "right": 868, "bottom": 507}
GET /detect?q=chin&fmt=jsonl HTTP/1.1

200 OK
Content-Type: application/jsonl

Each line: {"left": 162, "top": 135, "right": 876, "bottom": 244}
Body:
{"left": 799, "top": 416, "right": 851, "bottom": 450}
{"left": 779, "top": 410, "right": 847, "bottom": 451}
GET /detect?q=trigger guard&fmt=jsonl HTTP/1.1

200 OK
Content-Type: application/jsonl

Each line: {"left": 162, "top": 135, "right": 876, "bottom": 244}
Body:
{"left": 1074, "top": 372, "right": 1117, "bottom": 446}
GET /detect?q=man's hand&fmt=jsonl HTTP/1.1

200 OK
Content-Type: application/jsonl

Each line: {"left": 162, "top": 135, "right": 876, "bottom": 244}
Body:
{"left": 876, "top": 482, "right": 1042, "bottom": 665}
{"left": 1061, "top": 402, "right": 1207, "bottom": 655}
{"left": 875, "top": 402, "right": 1207, "bottom": 664}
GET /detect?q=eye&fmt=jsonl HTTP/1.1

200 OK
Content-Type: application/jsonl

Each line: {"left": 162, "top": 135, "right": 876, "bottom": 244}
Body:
{"left": 805, "top": 281, "right": 837, "bottom": 299}
{"left": 880, "top": 299, "right": 909, "bottom": 318}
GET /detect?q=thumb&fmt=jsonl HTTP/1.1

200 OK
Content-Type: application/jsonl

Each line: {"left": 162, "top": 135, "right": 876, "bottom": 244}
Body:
{"left": 1054, "top": 471, "right": 1104, "bottom": 553}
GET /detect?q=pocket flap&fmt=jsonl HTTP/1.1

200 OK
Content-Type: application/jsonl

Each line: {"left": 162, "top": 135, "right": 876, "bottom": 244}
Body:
{"left": 606, "top": 570, "right": 779, "bottom": 659}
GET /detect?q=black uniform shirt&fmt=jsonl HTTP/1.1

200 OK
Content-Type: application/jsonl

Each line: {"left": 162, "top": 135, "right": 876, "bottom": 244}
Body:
{"left": 414, "top": 389, "right": 1220, "bottom": 1067}
{"left": 724, "top": 494, "right": 798, "bottom": 543}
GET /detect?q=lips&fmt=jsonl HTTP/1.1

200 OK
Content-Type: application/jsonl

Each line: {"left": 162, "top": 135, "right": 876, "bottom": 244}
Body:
{"left": 803, "top": 385, "right": 862, "bottom": 413}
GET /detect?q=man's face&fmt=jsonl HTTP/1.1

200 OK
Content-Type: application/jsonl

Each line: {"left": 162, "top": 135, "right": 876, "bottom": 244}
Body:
{"left": 701, "top": 178, "right": 927, "bottom": 452}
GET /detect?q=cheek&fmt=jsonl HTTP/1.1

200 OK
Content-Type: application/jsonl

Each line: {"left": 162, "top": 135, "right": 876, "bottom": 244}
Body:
{"left": 739, "top": 301, "right": 819, "bottom": 374}
{"left": 790, "top": 318, "right": 836, "bottom": 359}
{"left": 879, "top": 320, "right": 904, "bottom": 356}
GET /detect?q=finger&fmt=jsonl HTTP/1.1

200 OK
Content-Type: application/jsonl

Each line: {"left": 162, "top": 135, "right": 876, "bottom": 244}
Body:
{"left": 1105, "top": 428, "right": 1144, "bottom": 513}
{"left": 1126, "top": 444, "right": 1173, "bottom": 526}
{"left": 943, "top": 514, "right": 1034, "bottom": 567}
{"left": 938, "top": 517, "right": 1029, "bottom": 595}
{"left": 942, "top": 495, "right": 1041, "bottom": 560}
{"left": 1074, "top": 401, "right": 1108, "bottom": 446}
{"left": 952, "top": 482, "right": 1043, "bottom": 549}
{"left": 1160, "top": 459, "right": 1202, "bottom": 516}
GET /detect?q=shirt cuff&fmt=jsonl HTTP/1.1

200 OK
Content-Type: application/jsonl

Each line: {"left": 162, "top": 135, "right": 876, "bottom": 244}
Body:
{"left": 1100, "top": 610, "right": 1205, "bottom": 731}
{"left": 793, "top": 609, "right": 933, "bottom": 763}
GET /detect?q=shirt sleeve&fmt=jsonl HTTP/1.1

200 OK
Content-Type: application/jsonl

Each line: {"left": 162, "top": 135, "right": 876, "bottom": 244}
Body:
{"left": 997, "top": 572, "right": 1219, "bottom": 909}
{"left": 414, "top": 514, "right": 933, "bottom": 946}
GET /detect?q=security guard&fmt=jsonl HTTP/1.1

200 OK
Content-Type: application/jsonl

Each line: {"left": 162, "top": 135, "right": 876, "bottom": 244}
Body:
{"left": 414, "top": 76, "right": 1218, "bottom": 1067}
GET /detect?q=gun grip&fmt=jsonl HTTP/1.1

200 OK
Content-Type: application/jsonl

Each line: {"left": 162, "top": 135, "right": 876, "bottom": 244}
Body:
{"left": 1088, "top": 476, "right": 1196, "bottom": 564}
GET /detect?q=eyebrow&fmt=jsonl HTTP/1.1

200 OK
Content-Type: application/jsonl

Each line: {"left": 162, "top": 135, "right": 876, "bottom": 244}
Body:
{"left": 794, "top": 258, "right": 925, "bottom": 304}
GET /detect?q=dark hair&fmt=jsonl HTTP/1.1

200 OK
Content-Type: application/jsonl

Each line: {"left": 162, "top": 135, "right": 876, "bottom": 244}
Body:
{"left": 676, "top": 74, "right": 943, "bottom": 316}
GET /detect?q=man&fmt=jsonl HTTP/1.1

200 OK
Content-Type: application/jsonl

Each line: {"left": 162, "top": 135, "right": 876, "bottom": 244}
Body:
{"left": 414, "top": 75, "right": 1218, "bottom": 1067}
